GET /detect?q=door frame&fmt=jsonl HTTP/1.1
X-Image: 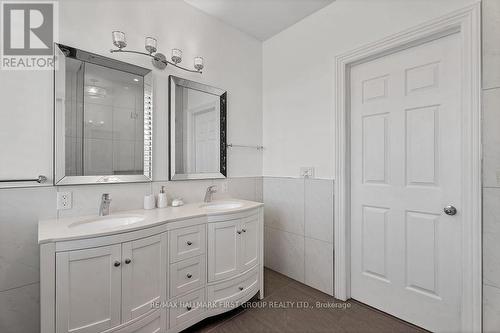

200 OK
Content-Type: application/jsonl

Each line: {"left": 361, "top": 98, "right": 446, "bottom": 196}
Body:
{"left": 333, "top": 4, "right": 481, "bottom": 332}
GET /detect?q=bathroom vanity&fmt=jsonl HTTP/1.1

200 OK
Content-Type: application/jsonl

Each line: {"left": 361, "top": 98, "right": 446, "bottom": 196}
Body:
{"left": 39, "top": 200, "right": 263, "bottom": 333}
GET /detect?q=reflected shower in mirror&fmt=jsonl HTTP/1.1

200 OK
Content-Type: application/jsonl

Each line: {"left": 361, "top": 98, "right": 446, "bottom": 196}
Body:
{"left": 169, "top": 76, "right": 226, "bottom": 180}
{"left": 55, "top": 44, "right": 153, "bottom": 185}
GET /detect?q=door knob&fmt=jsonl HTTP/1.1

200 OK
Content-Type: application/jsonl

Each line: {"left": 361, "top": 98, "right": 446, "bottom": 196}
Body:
{"left": 444, "top": 205, "right": 457, "bottom": 216}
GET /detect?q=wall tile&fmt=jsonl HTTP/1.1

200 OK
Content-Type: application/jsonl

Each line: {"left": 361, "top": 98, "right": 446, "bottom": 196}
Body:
{"left": 227, "top": 177, "right": 256, "bottom": 201}
{"left": 57, "top": 182, "right": 151, "bottom": 218}
{"left": 0, "top": 187, "right": 56, "bottom": 291}
{"left": 264, "top": 227, "right": 304, "bottom": 283}
{"left": 0, "top": 283, "right": 40, "bottom": 333}
{"left": 483, "top": 88, "right": 500, "bottom": 187}
{"left": 305, "top": 237, "right": 334, "bottom": 295}
{"left": 484, "top": 188, "right": 500, "bottom": 289}
{"left": 484, "top": 284, "right": 500, "bottom": 333}
{"left": 263, "top": 177, "right": 304, "bottom": 235}
{"left": 305, "top": 178, "right": 334, "bottom": 243}
{"left": 483, "top": 0, "right": 500, "bottom": 89}
{"left": 255, "top": 176, "right": 263, "bottom": 202}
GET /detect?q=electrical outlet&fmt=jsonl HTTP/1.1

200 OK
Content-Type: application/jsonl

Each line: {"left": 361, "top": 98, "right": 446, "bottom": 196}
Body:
{"left": 300, "top": 167, "right": 315, "bottom": 178}
{"left": 57, "top": 192, "right": 72, "bottom": 210}
{"left": 221, "top": 182, "right": 229, "bottom": 193}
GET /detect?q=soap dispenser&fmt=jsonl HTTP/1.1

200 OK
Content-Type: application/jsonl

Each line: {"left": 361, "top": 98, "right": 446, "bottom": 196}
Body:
{"left": 157, "top": 186, "right": 168, "bottom": 208}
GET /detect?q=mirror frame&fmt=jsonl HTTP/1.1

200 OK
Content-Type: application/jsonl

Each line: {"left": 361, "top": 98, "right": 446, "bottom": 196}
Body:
{"left": 168, "top": 75, "right": 227, "bottom": 181}
{"left": 54, "top": 43, "right": 153, "bottom": 185}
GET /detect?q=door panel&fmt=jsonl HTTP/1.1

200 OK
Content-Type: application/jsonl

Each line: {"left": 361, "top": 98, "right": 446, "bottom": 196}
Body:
{"left": 56, "top": 245, "right": 121, "bottom": 333}
{"left": 208, "top": 220, "right": 240, "bottom": 281}
{"left": 350, "top": 33, "right": 462, "bottom": 332}
{"left": 240, "top": 215, "right": 259, "bottom": 271}
{"left": 122, "top": 234, "right": 166, "bottom": 322}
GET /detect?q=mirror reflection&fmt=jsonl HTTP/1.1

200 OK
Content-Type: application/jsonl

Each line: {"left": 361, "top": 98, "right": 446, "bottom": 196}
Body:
{"left": 55, "top": 44, "right": 152, "bottom": 185}
{"left": 169, "top": 76, "right": 227, "bottom": 180}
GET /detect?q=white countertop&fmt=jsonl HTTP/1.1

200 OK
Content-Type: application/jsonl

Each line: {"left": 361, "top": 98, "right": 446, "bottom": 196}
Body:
{"left": 38, "top": 199, "right": 263, "bottom": 244}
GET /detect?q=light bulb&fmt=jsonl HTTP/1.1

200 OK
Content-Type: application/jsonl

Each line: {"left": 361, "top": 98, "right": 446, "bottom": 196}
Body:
{"left": 194, "top": 57, "right": 204, "bottom": 71}
{"left": 112, "top": 31, "right": 126, "bottom": 49}
{"left": 171, "top": 49, "right": 182, "bottom": 64}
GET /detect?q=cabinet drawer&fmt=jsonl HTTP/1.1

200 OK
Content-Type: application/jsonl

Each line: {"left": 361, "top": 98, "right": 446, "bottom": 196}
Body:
{"left": 207, "top": 269, "right": 259, "bottom": 306}
{"left": 170, "top": 225, "right": 206, "bottom": 263}
{"left": 169, "top": 288, "right": 205, "bottom": 328}
{"left": 170, "top": 255, "right": 206, "bottom": 297}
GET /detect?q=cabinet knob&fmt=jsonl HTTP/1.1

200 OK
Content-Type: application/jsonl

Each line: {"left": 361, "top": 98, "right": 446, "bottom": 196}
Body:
{"left": 238, "top": 286, "right": 244, "bottom": 291}
{"left": 186, "top": 273, "right": 192, "bottom": 279}
{"left": 237, "top": 230, "right": 242, "bottom": 234}
{"left": 113, "top": 261, "right": 121, "bottom": 267}
{"left": 186, "top": 306, "right": 192, "bottom": 311}
{"left": 242, "top": 229, "right": 247, "bottom": 233}
{"left": 124, "top": 258, "right": 132, "bottom": 264}
{"left": 186, "top": 241, "right": 193, "bottom": 246}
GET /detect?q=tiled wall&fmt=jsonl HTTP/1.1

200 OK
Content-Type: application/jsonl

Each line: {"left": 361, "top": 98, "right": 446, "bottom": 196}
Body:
{"left": 0, "top": 177, "right": 262, "bottom": 333}
{"left": 263, "top": 177, "right": 334, "bottom": 295}
{"left": 482, "top": 1, "right": 500, "bottom": 331}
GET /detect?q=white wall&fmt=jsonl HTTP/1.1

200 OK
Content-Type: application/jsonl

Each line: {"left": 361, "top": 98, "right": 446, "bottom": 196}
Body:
{"left": 0, "top": 0, "right": 263, "bottom": 184}
{"left": 262, "top": 0, "right": 479, "bottom": 179}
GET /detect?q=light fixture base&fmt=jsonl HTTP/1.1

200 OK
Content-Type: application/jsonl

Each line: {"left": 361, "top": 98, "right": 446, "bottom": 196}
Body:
{"left": 152, "top": 53, "right": 167, "bottom": 70}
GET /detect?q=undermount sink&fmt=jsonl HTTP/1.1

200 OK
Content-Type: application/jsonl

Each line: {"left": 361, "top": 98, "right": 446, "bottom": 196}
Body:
{"left": 68, "top": 214, "right": 146, "bottom": 230}
{"left": 201, "top": 201, "right": 243, "bottom": 210}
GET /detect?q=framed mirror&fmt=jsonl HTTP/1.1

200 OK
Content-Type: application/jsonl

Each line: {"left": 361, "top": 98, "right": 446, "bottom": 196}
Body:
{"left": 169, "top": 76, "right": 227, "bottom": 180}
{"left": 54, "top": 44, "right": 153, "bottom": 185}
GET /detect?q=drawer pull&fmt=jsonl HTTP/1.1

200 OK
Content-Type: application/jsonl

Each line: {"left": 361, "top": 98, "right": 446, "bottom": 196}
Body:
{"left": 186, "top": 241, "right": 193, "bottom": 246}
{"left": 186, "top": 273, "right": 192, "bottom": 279}
{"left": 186, "top": 306, "right": 192, "bottom": 311}
{"left": 113, "top": 261, "right": 121, "bottom": 267}
{"left": 124, "top": 258, "right": 131, "bottom": 264}
{"left": 238, "top": 286, "right": 244, "bottom": 291}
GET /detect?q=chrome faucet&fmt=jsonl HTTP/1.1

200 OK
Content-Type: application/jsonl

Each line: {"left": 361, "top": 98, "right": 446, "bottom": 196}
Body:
{"left": 99, "top": 193, "right": 112, "bottom": 216}
{"left": 204, "top": 185, "right": 217, "bottom": 203}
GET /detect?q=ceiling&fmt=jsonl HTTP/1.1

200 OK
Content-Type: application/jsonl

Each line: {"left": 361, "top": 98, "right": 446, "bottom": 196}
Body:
{"left": 184, "top": 0, "right": 335, "bottom": 41}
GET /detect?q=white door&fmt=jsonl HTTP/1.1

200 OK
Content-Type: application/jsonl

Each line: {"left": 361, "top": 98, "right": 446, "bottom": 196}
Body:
{"left": 56, "top": 245, "right": 122, "bottom": 333}
{"left": 208, "top": 220, "right": 240, "bottom": 281}
{"left": 122, "top": 234, "right": 166, "bottom": 322}
{"left": 350, "top": 33, "right": 462, "bottom": 332}
{"left": 240, "top": 215, "right": 259, "bottom": 271}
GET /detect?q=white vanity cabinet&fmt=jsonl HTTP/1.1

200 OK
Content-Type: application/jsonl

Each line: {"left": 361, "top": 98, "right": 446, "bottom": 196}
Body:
{"left": 207, "top": 212, "right": 260, "bottom": 282}
{"left": 54, "top": 234, "right": 167, "bottom": 333}
{"left": 39, "top": 201, "right": 263, "bottom": 333}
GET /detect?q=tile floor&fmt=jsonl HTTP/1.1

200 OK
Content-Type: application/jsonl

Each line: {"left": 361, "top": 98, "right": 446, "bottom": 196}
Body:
{"left": 184, "top": 268, "right": 427, "bottom": 333}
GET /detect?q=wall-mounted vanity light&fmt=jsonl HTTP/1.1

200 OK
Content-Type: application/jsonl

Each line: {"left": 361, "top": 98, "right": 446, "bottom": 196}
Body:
{"left": 110, "top": 31, "right": 204, "bottom": 74}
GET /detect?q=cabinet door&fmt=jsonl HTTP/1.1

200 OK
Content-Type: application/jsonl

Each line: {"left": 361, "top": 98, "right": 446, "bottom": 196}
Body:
{"left": 56, "top": 245, "right": 122, "bottom": 333}
{"left": 208, "top": 220, "right": 240, "bottom": 281}
{"left": 240, "top": 214, "right": 259, "bottom": 271}
{"left": 122, "top": 234, "right": 166, "bottom": 322}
